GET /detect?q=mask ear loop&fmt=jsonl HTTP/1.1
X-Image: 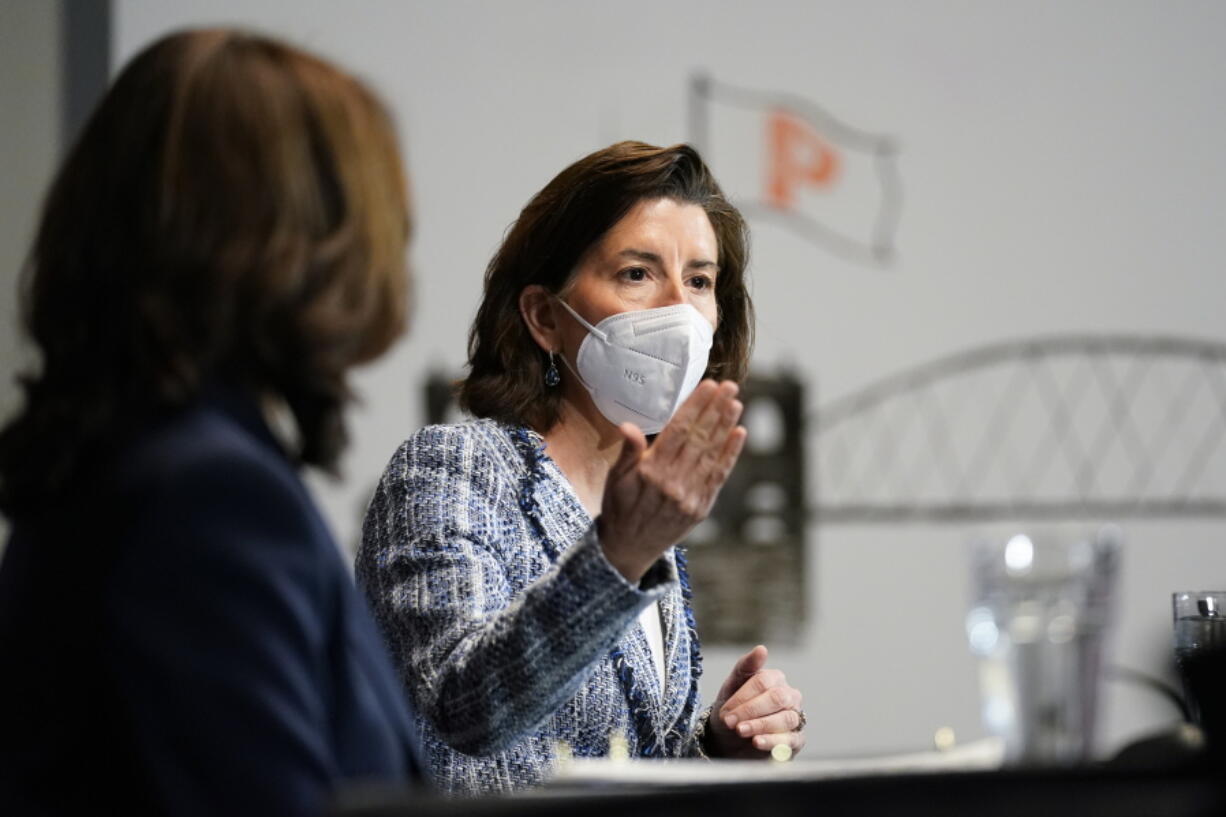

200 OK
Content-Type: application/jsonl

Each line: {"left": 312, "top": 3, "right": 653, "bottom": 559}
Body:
{"left": 549, "top": 295, "right": 602, "bottom": 392}
{"left": 553, "top": 296, "right": 608, "bottom": 343}
{"left": 554, "top": 345, "right": 595, "bottom": 392}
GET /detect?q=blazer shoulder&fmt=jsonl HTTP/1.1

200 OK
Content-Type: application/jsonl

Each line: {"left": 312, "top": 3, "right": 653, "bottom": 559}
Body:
{"left": 120, "top": 404, "right": 304, "bottom": 504}
{"left": 387, "top": 418, "right": 526, "bottom": 493}
{"left": 108, "top": 405, "right": 327, "bottom": 571}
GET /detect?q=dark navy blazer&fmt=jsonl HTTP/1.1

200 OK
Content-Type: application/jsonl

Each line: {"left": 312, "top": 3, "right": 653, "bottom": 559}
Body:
{"left": 0, "top": 388, "right": 422, "bottom": 815}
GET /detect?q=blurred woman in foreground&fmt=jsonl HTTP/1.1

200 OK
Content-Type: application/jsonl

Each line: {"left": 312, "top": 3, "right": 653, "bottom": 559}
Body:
{"left": 0, "top": 29, "right": 422, "bottom": 815}
{"left": 359, "top": 142, "right": 805, "bottom": 794}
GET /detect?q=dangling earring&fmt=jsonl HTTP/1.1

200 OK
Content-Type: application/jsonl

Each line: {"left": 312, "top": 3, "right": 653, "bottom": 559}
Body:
{"left": 544, "top": 350, "right": 560, "bottom": 387}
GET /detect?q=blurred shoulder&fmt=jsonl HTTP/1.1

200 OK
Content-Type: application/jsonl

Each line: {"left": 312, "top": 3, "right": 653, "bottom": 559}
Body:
{"left": 116, "top": 397, "right": 309, "bottom": 517}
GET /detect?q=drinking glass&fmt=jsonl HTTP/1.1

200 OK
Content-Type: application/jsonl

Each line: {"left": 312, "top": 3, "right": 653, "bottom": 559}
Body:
{"left": 966, "top": 525, "right": 1121, "bottom": 765}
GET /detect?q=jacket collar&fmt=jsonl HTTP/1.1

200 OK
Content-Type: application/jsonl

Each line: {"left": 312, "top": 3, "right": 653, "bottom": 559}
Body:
{"left": 200, "top": 381, "right": 298, "bottom": 465}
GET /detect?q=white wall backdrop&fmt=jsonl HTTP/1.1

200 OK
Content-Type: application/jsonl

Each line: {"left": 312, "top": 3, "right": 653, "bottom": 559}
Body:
{"left": 0, "top": 1, "right": 62, "bottom": 547}
{"left": 114, "top": 0, "right": 1226, "bottom": 759}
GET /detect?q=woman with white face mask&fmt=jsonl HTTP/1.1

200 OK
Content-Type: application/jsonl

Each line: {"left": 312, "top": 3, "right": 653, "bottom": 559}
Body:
{"left": 357, "top": 142, "right": 805, "bottom": 795}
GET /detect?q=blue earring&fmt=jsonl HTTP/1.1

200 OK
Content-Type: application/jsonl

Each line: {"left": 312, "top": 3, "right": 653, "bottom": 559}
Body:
{"left": 545, "top": 351, "right": 560, "bottom": 387}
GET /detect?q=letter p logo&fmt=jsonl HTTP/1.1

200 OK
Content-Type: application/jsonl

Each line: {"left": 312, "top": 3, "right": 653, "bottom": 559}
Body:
{"left": 765, "top": 109, "right": 840, "bottom": 209}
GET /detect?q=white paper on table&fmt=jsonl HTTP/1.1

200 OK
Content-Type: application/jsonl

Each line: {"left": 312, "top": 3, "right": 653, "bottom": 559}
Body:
{"left": 547, "top": 737, "right": 1005, "bottom": 788}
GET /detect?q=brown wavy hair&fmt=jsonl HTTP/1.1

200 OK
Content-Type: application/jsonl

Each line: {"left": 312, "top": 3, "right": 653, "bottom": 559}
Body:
{"left": 459, "top": 141, "right": 753, "bottom": 432}
{"left": 0, "top": 29, "right": 411, "bottom": 517}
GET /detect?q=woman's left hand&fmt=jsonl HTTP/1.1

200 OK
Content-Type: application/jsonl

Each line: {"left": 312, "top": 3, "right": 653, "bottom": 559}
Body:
{"left": 703, "top": 645, "right": 806, "bottom": 759}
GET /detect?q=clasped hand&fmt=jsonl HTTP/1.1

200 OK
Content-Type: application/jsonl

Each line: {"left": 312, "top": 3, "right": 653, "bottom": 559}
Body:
{"left": 597, "top": 380, "right": 746, "bottom": 583}
{"left": 705, "top": 645, "right": 805, "bottom": 758}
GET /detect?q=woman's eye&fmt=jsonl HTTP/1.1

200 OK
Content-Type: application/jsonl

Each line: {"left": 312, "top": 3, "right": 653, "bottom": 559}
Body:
{"left": 689, "top": 274, "right": 714, "bottom": 291}
{"left": 621, "top": 266, "right": 649, "bottom": 282}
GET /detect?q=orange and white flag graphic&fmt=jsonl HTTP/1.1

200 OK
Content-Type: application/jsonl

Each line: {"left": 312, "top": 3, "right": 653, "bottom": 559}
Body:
{"left": 690, "top": 75, "right": 901, "bottom": 267}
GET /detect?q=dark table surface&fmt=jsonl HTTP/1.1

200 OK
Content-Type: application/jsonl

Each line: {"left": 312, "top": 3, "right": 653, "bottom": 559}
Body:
{"left": 336, "top": 764, "right": 1226, "bottom": 817}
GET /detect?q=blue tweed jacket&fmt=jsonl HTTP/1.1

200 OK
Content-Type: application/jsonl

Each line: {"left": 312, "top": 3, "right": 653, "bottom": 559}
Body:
{"left": 356, "top": 419, "right": 706, "bottom": 795}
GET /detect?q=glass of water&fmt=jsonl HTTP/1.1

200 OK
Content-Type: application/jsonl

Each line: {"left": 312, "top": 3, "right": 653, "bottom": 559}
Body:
{"left": 966, "top": 525, "right": 1121, "bottom": 766}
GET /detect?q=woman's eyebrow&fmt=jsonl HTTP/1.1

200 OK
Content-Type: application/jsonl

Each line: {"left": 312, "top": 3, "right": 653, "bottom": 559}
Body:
{"left": 617, "top": 248, "right": 663, "bottom": 265}
{"left": 617, "top": 248, "right": 718, "bottom": 271}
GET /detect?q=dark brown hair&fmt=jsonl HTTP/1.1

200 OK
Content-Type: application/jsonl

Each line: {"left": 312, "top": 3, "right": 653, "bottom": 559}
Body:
{"left": 459, "top": 141, "right": 753, "bottom": 432}
{"left": 0, "top": 29, "right": 410, "bottom": 516}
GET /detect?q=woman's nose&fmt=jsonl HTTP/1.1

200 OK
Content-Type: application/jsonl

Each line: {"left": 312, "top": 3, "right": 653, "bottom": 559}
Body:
{"left": 657, "top": 274, "right": 687, "bottom": 307}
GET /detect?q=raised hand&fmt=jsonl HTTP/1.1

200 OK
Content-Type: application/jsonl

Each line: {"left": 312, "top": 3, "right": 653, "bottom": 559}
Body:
{"left": 704, "top": 645, "right": 806, "bottom": 758}
{"left": 597, "top": 380, "right": 746, "bottom": 583}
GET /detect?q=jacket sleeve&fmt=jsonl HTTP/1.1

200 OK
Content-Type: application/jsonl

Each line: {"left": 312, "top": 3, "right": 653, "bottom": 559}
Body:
{"left": 104, "top": 448, "right": 355, "bottom": 817}
{"left": 356, "top": 425, "right": 675, "bottom": 756}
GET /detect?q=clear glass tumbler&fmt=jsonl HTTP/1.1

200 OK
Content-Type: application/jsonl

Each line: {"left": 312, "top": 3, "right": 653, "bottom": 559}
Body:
{"left": 966, "top": 525, "right": 1121, "bottom": 766}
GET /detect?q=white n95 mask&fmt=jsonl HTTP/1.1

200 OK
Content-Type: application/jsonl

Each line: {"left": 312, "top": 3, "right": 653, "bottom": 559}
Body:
{"left": 555, "top": 299, "right": 715, "bottom": 434}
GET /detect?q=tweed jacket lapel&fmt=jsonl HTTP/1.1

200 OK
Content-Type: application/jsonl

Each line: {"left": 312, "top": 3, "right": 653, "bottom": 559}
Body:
{"left": 525, "top": 432, "right": 690, "bottom": 723}
{"left": 656, "top": 550, "right": 691, "bottom": 722}
{"left": 620, "top": 555, "right": 694, "bottom": 738}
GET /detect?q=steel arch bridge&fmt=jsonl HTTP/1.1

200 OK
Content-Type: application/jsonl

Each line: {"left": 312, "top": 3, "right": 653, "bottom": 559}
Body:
{"left": 814, "top": 335, "right": 1226, "bottom": 524}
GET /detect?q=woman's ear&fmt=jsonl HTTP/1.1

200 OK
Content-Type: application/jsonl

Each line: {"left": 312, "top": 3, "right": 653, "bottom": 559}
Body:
{"left": 518, "top": 285, "right": 561, "bottom": 353}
